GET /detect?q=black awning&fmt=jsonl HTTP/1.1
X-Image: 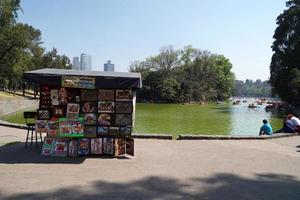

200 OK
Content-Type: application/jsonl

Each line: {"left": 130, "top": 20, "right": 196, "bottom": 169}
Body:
{"left": 23, "top": 68, "right": 142, "bottom": 89}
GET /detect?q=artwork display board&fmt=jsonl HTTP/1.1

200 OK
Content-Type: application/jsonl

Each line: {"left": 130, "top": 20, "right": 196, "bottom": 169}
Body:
{"left": 39, "top": 87, "right": 135, "bottom": 157}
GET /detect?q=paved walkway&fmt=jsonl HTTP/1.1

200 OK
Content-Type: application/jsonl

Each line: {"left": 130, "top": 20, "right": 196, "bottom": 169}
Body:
{"left": 0, "top": 126, "right": 300, "bottom": 200}
{"left": 0, "top": 98, "right": 38, "bottom": 117}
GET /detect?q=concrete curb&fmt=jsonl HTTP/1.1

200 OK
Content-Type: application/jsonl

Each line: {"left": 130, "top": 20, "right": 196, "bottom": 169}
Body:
{"left": 132, "top": 134, "right": 173, "bottom": 140}
{"left": 1, "top": 121, "right": 299, "bottom": 140}
{"left": 177, "top": 133, "right": 300, "bottom": 140}
{"left": 0, "top": 120, "right": 28, "bottom": 130}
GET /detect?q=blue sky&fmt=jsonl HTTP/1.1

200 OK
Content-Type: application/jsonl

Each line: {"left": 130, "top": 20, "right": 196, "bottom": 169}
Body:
{"left": 18, "top": 0, "right": 286, "bottom": 80}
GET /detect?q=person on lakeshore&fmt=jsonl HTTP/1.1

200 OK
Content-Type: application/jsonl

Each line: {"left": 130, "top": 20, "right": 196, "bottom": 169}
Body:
{"left": 275, "top": 115, "right": 297, "bottom": 133}
{"left": 290, "top": 114, "right": 300, "bottom": 132}
{"left": 259, "top": 119, "right": 273, "bottom": 135}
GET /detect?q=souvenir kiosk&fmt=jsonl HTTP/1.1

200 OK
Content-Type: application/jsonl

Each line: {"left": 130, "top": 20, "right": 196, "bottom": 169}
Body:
{"left": 23, "top": 68, "right": 142, "bottom": 157}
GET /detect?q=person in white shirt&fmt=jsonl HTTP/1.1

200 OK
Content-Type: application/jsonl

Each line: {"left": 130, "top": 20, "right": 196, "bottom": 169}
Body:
{"left": 289, "top": 114, "right": 300, "bottom": 132}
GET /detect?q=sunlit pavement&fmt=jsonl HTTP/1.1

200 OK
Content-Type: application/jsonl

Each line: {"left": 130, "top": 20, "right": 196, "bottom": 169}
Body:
{"left": 0, "top": 125, "right": 300, "bottom": 200}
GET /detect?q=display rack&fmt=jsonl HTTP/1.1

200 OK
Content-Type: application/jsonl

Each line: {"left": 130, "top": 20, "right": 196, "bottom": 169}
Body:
{"left": 24, "top": 68, "right": 142, "bottom": 157}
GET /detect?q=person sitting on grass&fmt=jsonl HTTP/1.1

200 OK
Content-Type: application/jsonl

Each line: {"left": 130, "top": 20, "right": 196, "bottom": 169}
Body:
{"left": 274, "top": 115, "right": 297, "bottom": 133}
{"left": 290, "top": 114, "right": 300, "bottom": 132}
{"left": 259, "top": 119, "right": 273, "bottom": 135}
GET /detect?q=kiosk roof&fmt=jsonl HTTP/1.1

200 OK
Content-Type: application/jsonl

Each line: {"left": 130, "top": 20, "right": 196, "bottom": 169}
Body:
{"left": 24, "top": 68, "right": 142, "bottom": 89}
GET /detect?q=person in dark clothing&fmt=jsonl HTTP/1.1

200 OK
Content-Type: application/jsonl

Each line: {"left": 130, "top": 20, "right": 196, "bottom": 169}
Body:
{"left": 274, "top": 115, "right": 297, "bottom": 133}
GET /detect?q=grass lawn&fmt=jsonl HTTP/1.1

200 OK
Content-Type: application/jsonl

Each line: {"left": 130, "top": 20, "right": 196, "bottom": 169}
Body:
{"left": 0, "top": 109, "right": 35, "bottom": 125}
{"left": 0, "top": 91, "right": 16, "bottom": 98}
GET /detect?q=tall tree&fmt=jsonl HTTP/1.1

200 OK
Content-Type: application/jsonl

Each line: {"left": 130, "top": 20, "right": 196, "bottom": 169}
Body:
{"left": 270, "top": 0, "right": 300, "bottom": 103}
{"left": 0, "top": 0, "right": 71, "bottom": 90}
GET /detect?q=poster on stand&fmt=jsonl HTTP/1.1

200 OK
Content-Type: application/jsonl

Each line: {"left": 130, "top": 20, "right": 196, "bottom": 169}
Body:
{"left": 71, "top": 120, "right": 84, "bottom": 134}
{"left": 41, "top": 137, "right": 56, "bottom": 156}
{"left": 98, "top": 114, "right": 112, "bottom": 126}
{"left": 103, "top": 138, "right": 114, "bottom": 155}
{"left": 84, "top": 126, "right": 97, "bottom": 137}
{"left": 59, "top": 120, "right": 72, "bottom": 135}
{"left": 68, "top": 140, "right": 78, "bottom": 157}
{"left": 81, "top": 89, "right": 97, "bottom": 101}
{"left": 52, "top": 106, "right": 65, "bottom": 118}
{"left": 37, "top": 109, "right": 50, "bottom": 120}
{"left": 62, "top": 76, "right": 95, "bottom": 89}
{"left": 91, "top": 138, "right": 103, "bottom": 155}
{"left": 126, "top": 138, "right": 134, "bottom": 156}
{"left": 53, "top": 138, "right": 68, "bottom": 156}
{"left": 78, "top": 138, "right": 90, "bottom": 155}
{"left": 97, "top": 126, "right": 108, "bottom": 136}
{"left": 120, "top": 127, "right": 131, "bottom": 135}
{"left": 98, "top": 101, "right": 115, "bottom": 113}
{"left": 116, "top": 90, "right": 132, "bottom": 101}
{"left": 82, "top": 101, "right": 97, "bottom": 113}
{"left": 98, "top": 89, "right": 115, "bottom": 101}
{"left": 115, "top": 114, "right": 132, "bottom": 126}
{"left": 59, "top": 88, "right": 68, "bottom": 105}
{"left": 109, "top": 127, "right": 119, "bottom": 135}
{"left": 50, "top": 89, "right": 59, "bottom": 106}
{"left": 36, "top": 120, "right": 48, "bottom": 133}
{"left": 84, "top": 113, "right": 97, "bottom": 125}
{"left": 47, "top": 120, "right": 59, "bottom": 137}
{"left": 67, "top": 103, "right": 80, "bottom": 114}
{"left": 116, "top": 102, "right": 132, "bottom": 113}
{"left": 115, "top": 138, "right": 125, "bottom": 156}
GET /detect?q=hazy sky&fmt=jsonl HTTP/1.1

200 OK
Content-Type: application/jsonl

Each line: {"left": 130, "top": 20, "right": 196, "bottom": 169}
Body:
{"left": 19, "top": 0, "right": 286, "bottom": 80}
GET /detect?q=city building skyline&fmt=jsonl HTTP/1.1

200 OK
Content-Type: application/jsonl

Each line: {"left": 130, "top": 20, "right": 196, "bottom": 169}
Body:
{"left": 80, "top": 53, "right": 92, "bottom": 71}
{"left": 72, "top": 56, "right": 80, "bottom": 70}
{"left": 104, "top": 60, "right": 115, "bottom": 72}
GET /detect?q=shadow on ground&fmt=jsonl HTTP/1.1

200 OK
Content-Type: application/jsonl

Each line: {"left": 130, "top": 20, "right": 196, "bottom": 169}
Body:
{"left": 0, "top": 142, "right": 86, "bottom": 164}
{"left": 1, "top": 173, "right": 300, "bottom": 200}
{"left": 0, "top": 142, "right": 131, "bottom": 164}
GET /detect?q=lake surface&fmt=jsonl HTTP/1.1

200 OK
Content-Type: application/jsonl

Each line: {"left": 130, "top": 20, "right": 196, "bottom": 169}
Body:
{"left": 134, "top": 102, "right": 283, "bottom": 136}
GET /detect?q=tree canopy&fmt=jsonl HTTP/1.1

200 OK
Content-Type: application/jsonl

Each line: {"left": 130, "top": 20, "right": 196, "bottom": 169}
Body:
{"left": 233, "top": 79, "right": 271, "bottom": 97}
{"left": 0, "top": 0, "right": 71, "bottom": 90}
{"left": 270, "top": 0, "right": 300, "bottom": 103}
{"left": 130, "top": 46, "right": 235, "bottom": 103}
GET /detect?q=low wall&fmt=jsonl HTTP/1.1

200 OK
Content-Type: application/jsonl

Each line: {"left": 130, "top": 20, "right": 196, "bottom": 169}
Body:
{"left": 0, "top": 120, "right": 299, "bottom": 140}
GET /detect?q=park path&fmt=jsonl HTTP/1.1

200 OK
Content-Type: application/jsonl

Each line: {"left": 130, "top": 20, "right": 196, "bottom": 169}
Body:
{"left": 0, "top": 98, "right": 38, "bottom": 117}
{"left": 0, "top": 126, "right": 300, "bottom": 200}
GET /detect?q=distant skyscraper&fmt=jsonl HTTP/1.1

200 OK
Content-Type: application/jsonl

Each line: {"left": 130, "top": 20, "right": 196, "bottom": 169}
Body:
{"left": 72, "top": 57, "right": 80, "bottom": 70}
{"left": 80, "top": 53, "right": 92, "bottom": 71}
{"left": 104, "top": 60, "right": 115, "bottom": 72}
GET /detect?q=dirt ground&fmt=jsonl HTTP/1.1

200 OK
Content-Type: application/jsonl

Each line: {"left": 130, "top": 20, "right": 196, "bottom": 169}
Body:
{"left": 0, "top": 125, "right": 300, "bottom": 200}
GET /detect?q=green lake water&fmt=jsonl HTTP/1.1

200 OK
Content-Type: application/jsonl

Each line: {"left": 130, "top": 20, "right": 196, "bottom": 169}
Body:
{"left": 134, "top": 102, "right": 283, "bottom": 136}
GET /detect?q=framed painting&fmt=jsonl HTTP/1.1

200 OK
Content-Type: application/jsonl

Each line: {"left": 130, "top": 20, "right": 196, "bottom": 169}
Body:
{"left": 98, "top": 101, "right": 115, "bottom": 113}
{"left": 98, "top": 89, "right": 115, "bottom": 101}
{"left": 67, "top": 103, "right": 80, "bottom": 114}
{"left": 109, "top": 127, "right": 119, "bottom": 135}
{"left": 84, "top": 113, "right": 97, "bottom": 125}
{"left": 115, "top": 114, "right": 132, "bottom": 126}
{"left": 97, "top": 126, "right": 108, "bottom": 136}
{"left": 81, "top": 89, "right": 97, "bottom": 101}
{"left": 116, "top": 90, "right": 132, "bottom": 101}
{"left": 37, "top": 109, "right": 50, "bottom": 120}
{"left": 98, "top": 113, "right": 112, "bottom": 126}
{"left": 91, "top": 138, "right": 103, "bottom": 155}
{"left": 126, "top": 138, "right": 134, "bottom": 156}
{"left": 78, "top": 138, "right": 90, "bottom": 156}
{"left": 84, "top": 126, "right": 97, "bottom": 137}
{"left": 116, "top": 102, "right": 132, "bottom": 113}
{"left": 115, "top": 138, "right": 125, "bottom": 156}
{"left": 68, "top": 140, "right": 78, "bottom": 157}
{"left": 35, "top": 120, "right": 48, "bottom": 133}
{"left": 52, "top": 106, "right": 65, "bottom": 118}
{"left": 82, "top": 101, "right": 97, "bottom": 113}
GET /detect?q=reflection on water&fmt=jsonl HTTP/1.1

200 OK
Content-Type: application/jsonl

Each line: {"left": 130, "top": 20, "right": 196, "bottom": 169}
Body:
{"left": 224, "top": 104, "right": 282, "bottom": 135}
{"left": 134, "top": 102, "right": 282, "bottom": 136}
